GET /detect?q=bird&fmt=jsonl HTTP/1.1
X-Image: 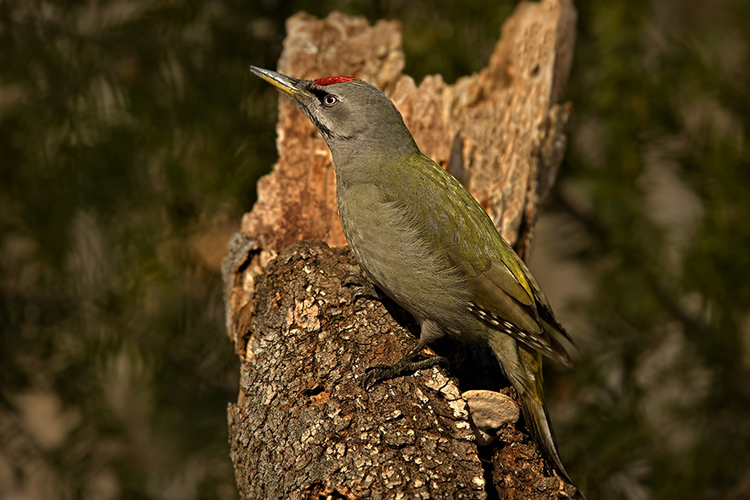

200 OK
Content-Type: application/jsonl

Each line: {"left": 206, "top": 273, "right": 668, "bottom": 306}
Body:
{"left": 251, "top": 65, "right": 577, "bottom": 484}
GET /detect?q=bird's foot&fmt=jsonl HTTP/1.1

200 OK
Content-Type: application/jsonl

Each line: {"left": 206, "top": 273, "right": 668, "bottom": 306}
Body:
{"left": 341, "top": 271, "right": 380, "bottom": 302}
{"left": 362, "top": 355, "right": 449, "bottom": 391}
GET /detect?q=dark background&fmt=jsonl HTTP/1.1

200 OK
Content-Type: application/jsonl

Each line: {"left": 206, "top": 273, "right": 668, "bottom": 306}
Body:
{"left": 1, "top": 0, "right": 749, "bottom": 498}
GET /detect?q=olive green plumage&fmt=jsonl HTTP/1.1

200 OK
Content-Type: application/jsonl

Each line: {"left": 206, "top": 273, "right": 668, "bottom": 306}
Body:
{"left": 251, "top": 66, "right": 576, "bottom": 484}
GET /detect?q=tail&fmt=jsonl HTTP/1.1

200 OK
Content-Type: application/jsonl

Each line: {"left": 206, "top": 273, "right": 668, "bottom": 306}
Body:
{"left": 490, "top": 336, "right": 573, "bottom": 484}
{"left": 514, "top": 369, "right": 573, "bottom": 484}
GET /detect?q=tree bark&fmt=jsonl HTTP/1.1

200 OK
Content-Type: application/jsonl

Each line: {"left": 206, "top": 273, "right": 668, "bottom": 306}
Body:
{"left": 223, "top": 2, "right": 582, "bottom": 498}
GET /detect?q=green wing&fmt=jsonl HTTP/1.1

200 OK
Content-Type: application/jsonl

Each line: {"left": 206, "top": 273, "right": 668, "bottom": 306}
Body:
{"left": 391, "top": 152, "right": 573, "bottom": 366}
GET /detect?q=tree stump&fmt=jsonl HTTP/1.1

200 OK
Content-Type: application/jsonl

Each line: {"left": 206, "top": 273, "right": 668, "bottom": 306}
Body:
{"left": 222, "top": 1, "right": 583, "bottom": 498}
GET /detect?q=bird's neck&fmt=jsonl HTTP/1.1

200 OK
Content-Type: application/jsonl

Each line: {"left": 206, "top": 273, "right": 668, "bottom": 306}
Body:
{"left": 329, "top": 131, "right": 419, "bottom": 188}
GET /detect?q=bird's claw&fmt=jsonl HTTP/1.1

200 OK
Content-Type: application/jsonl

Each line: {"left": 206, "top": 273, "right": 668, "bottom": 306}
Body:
{"left": 362, "top": 356, "right": 449, "bottom": 391}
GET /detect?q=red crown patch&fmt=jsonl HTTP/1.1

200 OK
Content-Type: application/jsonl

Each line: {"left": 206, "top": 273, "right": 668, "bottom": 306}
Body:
{"left": 313, "top": 76, "right": 357, "bottom": 86}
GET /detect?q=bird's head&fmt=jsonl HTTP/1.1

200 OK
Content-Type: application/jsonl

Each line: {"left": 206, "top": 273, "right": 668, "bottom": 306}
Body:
{"left": 251, "top": 66, "right": 417, "bottom": 169}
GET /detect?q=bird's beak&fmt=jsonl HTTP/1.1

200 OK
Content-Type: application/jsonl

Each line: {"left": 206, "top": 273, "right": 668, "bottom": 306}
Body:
{"left": 250, "top": 66, "right": 312, "bottom": 98}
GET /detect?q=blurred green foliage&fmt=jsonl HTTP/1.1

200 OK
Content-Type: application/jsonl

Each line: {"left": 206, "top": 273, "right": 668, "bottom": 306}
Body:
{"left": 1, "top": 0, "right": 748, "bottom": 499}
{"left": 558, "top": 2, "right": 750, "bottom": 498}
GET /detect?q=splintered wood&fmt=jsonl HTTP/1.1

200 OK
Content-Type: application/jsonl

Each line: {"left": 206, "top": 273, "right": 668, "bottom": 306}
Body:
{"left": 240, "top": 1, "right": 575, "bottom": 255}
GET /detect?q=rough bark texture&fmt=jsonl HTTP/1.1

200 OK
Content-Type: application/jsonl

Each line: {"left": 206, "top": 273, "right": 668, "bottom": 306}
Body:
{"left": 223, "top": 1, "right": 582, "bottom": 498}
{"left": 228, "top": 241, "right": 487, "bottom": 499}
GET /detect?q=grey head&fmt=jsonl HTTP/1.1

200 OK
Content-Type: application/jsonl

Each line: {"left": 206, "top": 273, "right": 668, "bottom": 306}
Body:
{"left": 250, "top": 66, "right": 418, "bottom": 172}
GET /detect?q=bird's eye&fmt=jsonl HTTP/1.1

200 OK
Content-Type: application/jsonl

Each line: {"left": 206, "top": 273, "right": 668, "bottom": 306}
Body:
{"left": 323, "top": 94, "right": 338, "bottom": 106}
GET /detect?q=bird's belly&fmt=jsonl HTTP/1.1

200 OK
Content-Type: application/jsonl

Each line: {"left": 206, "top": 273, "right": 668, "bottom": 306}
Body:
{"left": 338, "top": 184, "right": 470, "bottom": 330}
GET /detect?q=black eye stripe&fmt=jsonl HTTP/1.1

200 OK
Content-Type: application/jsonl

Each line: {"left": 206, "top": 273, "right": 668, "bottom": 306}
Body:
{"left": 309, "top": 87, "right": 329, "bottom": 102}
